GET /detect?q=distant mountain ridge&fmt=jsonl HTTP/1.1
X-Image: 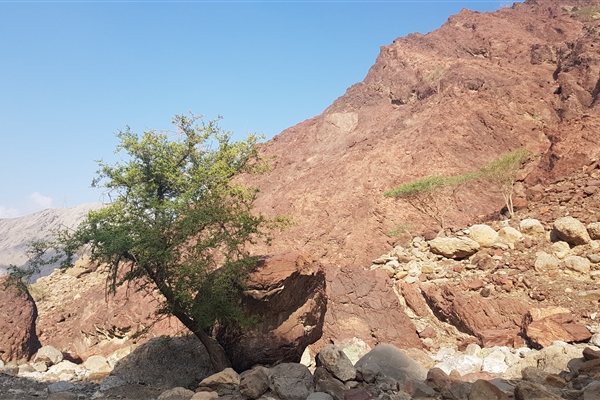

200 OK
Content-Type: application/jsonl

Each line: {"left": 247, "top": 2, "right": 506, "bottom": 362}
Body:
{"left": 0, "top": 203, "right": 103, "bottom": 279}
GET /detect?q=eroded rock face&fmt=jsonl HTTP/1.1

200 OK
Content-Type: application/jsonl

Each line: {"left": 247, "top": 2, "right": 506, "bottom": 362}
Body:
{"left": 0, "top": 277, "right": 41, "bottom": 362}
{"left": 315, "top": 264, "right": 422, "bottom": 352}
{"left": 33, "top": 262, "right": 186, "bottom": 361}
{"left": 215, "top": 253, "right": 327, "bottom": 372}
{"left": 523, "top": 307, "right": 592, "bottom": 348}
{"left": 421, "top": 284, "right": 530, "bottom": 346}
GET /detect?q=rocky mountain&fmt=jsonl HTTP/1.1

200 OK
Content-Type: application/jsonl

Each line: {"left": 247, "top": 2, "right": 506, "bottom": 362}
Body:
{"left": 6, "top": 1, "right": 600, "bottom": 399}
{"left": 244, "top": 0, "right": 600, "bottom": 266}
{"left": 0, "top": 203, "right": 102, "bottom": 279}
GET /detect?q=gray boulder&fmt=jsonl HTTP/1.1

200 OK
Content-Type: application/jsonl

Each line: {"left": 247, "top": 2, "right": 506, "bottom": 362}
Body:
{"left": 110, "top": 336, "right": 213, "bottom": 390}
{"left": 270, "top": 363, "right": 313, "bottom": 400}
{"left": 316, "top": 345, "right": 356, "bottom": 382}
{"left": 354, "top": 344, "right": 427, "bottom": 385}
{"left": 239, "top": 366, "right": 270, "bottom": 399}
{"left": 513, "top": 381, "right": 562, "bottom": 400}
{"left": 313, "top": 367, "right": 346, "bottom": 400}
{"left": 553, "top": 217, "right": 591, "bottom": 246}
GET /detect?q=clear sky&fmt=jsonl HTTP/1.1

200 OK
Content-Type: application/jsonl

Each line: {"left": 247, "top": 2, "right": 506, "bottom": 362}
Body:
{"left": 0, "top": 0, "right": 516, "bottom": 218}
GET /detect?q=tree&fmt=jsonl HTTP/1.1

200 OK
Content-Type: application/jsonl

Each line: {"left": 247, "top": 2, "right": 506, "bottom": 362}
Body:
{"left": 10, "top": 113, "right": 283, "bottom": 372}
{"left": 478, "top": 148, "right": 530, "bottom": 218}
{"left": 384, "top": 173, "right": 476, "bottom": 229}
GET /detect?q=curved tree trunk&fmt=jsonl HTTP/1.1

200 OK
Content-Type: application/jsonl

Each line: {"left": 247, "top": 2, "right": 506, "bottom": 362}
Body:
{"left": 193, "top": 327, "right": 231, "bottom": 372}
{"left": 172, "top": 309, "right": 231, "bottom": 372}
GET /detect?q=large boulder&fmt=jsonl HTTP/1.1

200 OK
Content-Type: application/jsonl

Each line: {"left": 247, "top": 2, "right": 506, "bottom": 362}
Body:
{"left": 110, "top": 336, "right": 213, "bottom": 390}
{"left": 215, "top": 253, "right": 327, "bottom": 372}
{"left": 34, "top": 345, "right": 63, "bottom": 366}
{"left": 428, "top": 237, "right": 480, "bottom": 259}
{"left": 239, "top": 366, "right": 270, "bottom": 399}
{"left": 0, "top": 277, "right": 41, "bottom": 362}
{"left": 421, "top": 284, "right": 530, "bottom": 346}
{"left": 354, "top": 344, "right": 427, "bottom": 384}
{"left": 523, "top": 307, "right": 591, "bottom": 347}
{"left": 316, "top": 344, "right": 356, "bottom": 382}
{"left": 553, "top": 216, "right": 591, "bottom": 246}
{"left": 269, "top": 363, "right": 313, "bottom": 400}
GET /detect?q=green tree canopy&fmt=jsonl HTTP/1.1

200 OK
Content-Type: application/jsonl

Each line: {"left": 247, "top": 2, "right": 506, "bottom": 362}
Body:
{"left": 384, "top": 173, "right": 477, "bottom": 228}
{"left": 11, "top": 113, "right": 283, "bottom": 372}
{"left": 478, "top": 148, "right": 530, "bottom": 217}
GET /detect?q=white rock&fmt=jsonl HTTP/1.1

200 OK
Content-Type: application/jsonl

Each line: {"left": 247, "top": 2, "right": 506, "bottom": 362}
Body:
{"left": 435, "top": 355, "right": 482, "bottom": 376}
{"left": 429, "top": 237, "right": 480, "bottom": 259}
{"left": 564, "top": 256, "right": 591, "bottom": 274}
{"left": 554, "top": 216, "right": 591, "bottom": 246}
{"left": 34, "top": 345, "right": 63, "bottom": 366}
{"left": 469, "top": 224, "right": 498, "bottom": 247}
{"left": 47, "top": 360, "right": 81, "bottom": 376}
{"left": 464, "top": 343, "right": 481, "bottom": 357}
{"left": 551, "top": 241, "right": 571, "bottom": 259}
{"left": 482, "top": 350, "right": 508, "bottom": 374}
{"left": 590, "top": 333, "right": 600, "bottom": 347}
{"left": 83, "top": 355, "right": 112, "bottom": 373}
{"left": 534, "top": 251, "right": 560, "bottom": 271}
{"left": 106, "top": 345, "right": 137, "bottom": 368}
{"left": 432, "top": 348, "right": 456, "bottom": 362}
{"left": 520, "top": 218, "right": 545, "bottom": 237}
{"left": 192, "top": 392, "right": 220, "bottom": 400}
{"left": 588, "top": 222, "right": 600, "bottom": 240}
{"left": 497, "top": 226, "right": 522, "bottom": 245}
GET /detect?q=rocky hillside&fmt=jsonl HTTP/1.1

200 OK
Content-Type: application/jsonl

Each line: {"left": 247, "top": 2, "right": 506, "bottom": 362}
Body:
{"left": 245, "top": 0, "right": 600, "bottom": 266}
{"left": 0, "top": 203, "right": 102, "bottom": 279}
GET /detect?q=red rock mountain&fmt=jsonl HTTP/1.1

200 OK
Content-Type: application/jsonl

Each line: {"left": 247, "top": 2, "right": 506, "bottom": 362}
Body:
{"left": 245, "top": 0, "right": 600, "bottom": 266}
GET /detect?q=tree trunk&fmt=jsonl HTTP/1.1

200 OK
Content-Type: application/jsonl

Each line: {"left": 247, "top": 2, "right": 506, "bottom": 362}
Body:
{"left": 171, "top": 309, "right": 231, "bottom": 372}
{"left": 193, "top": 327, "right": 231, "bottom": 372}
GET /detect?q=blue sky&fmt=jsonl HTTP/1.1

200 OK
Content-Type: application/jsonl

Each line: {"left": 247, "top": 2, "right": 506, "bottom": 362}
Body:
{"left": 0, "top": 1, "right": 514, "bottom": 218}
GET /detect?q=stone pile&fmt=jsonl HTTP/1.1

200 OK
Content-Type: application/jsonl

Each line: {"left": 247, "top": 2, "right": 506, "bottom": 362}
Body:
{"left": 371, "top": 216, "right": 600, "bottom": 286}
{"left": 6, "top": 340, "right": 600, "bottom": 399}
{"left": 369, "top": 213, "right": 600, "bottom": 349}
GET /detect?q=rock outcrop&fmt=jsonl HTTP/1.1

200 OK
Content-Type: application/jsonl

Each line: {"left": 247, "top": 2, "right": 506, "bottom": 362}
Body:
{"left": 0, "top": 277, "right": 41, "bottom": 363}
{"left": 32, "top": 261, "right": 186, "bottom": 361}
{"left": 215, "top": 253, "right": 327, "bottom": 372}
{"left": 315, "top": 264, "right": 422, "bottom": 352}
